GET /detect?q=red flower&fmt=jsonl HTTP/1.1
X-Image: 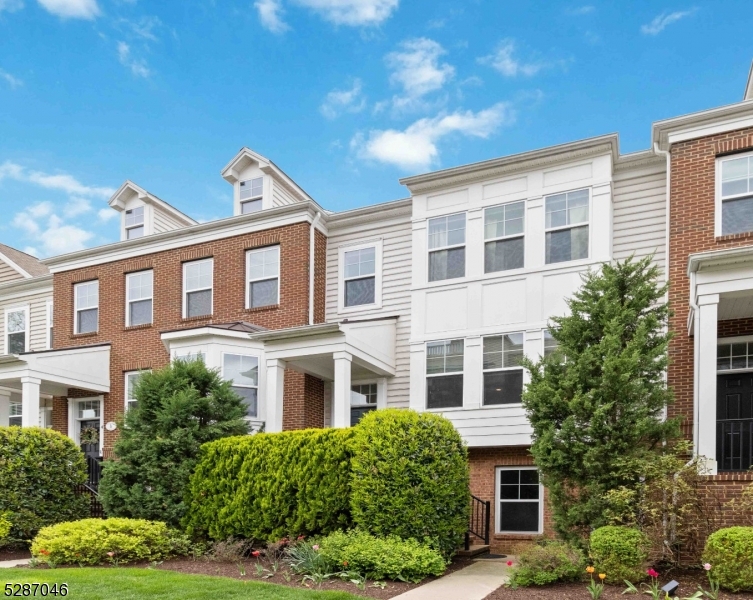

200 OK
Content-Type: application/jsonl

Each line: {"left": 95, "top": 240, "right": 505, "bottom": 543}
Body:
{"left": 343, "top": 561, "right": 349, "bottom": 567}
{"left": 252, "top": 550, "right": 261, "bottom": 557}
{"left": 297, "top": 535, "right": 305, "bottom": 541}
{"left": 506, "top": 560, "right": 513, "bottom": 566}
{"left": 647, "top": 568, "right": 659, "bottom": 578}
{"left": 38, "top": 549, "right": 50, "bottom": 556}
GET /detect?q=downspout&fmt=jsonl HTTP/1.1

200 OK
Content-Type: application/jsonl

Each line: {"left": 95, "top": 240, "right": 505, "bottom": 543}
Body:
{"left": 308, "top": 211, "right": 322, "bottom": 325}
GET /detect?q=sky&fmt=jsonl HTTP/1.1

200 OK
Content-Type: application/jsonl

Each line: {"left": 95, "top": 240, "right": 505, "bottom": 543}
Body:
{"left": 0, "top": 1, "right": 752, "bottom": 258}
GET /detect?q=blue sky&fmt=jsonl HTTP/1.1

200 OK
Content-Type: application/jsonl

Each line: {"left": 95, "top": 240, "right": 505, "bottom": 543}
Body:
{"left": 0, "top": 0, "right": 751, "bottom": 258}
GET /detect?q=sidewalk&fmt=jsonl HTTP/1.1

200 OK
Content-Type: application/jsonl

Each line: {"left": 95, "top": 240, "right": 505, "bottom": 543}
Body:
{"left": 392, "top": 557, "right": 511, "bottom": 600}
{"left": 0, "top": 559, "right": 29, "bottom": 568}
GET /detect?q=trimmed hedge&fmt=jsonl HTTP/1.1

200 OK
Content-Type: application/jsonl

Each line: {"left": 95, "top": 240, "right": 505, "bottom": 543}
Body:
{"left": 589, "top": 526, "right": 649, "bottom": 584}
{"left": 509, "top": 540, "right": 585, "bottom": 587}
{"left": 0, "top": 427, "right": 88, "bottom": 544}
{"left": 184, "top": 428, "right": 354, "bottom": 541}
{"left": 703, "top": 527, "right": 753, "bottom": 592}
{"left": 350, "top": 410, "right": 469, "bottom": 558}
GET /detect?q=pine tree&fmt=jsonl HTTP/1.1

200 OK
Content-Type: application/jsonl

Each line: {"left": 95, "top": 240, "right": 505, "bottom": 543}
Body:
{"left": 99, "top": 359, "right": 249, "bottom": 527}
{"left": 521, "top": 256, "right": 679, "bottom": 545}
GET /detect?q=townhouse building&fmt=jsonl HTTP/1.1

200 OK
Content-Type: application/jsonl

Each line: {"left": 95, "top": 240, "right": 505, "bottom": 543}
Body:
{"left": 1, "top": 65, "right": 753, "bottom": 554}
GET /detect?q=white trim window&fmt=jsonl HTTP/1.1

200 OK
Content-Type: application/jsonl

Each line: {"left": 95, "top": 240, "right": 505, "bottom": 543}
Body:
{"left": 485, "top": 201, "right": 525, "bottom": 273}
{"left": 544, "top": 329, "right": 559, "bottom": 358}
{"left": 240, "top": 177, "right": 263, "bottom": 214}
{"left": 343, "top": 245, "right": 377, "bottom": 308}
{"left": 426, "top": 339, "right": 464, "bottom": 409}
{"left": 9, "top": 400, "right": 21, "bottom": 427}
{"left": 222, "top": 353, "right": 259, "bottom": 418}
{"left": 5, "top": 306, "right": 29, "bottom": 354}
{"left": 428, "top": 213, "right": 466, "bottom": 282}
{"left": 717, "top": 340, "right": 753, "bottom": 371}
{"left": 246, "top": 246, "right": 280, "bottom": 309}
{"left": 126, "top": 270, "right": 153, "bottom": 327}
{"left": 183, "top": 258, "right": 213, "bottom": 318}
{"left": 125, "top": 206, "right": 145, "bottom": 239}
{"left": 545, "top": 189, "right": 589, "bottom": 264}
{"left": 718, "top": 154, "right": 753, "bottom": 235}
{"left": 125, "top": 370, "right": 150, "bottom": 411}
{"left": 46, "top": 300, "right": 53, "bottom": 350}
{"left": 350, "top": 383, "right": 377, "bottom": 425}
{"left": 74, "top": 280, "right": 99, "bottom": 334}
{"left": 482, "top": 333, "right": 524, "bottom": 405}
{"left": 496, "top": 467, "right": 543, "bottom": 534}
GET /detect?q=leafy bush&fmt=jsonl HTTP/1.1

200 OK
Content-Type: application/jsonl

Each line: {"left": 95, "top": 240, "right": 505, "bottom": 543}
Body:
{"left": 99, "top": 360, "right": 249, "bottom": 528}
{"left": 350, "top": 409, "right": 469, "bottom": 558}
{"left": 0, "top": 427, "right": 88, "bottom": 544}
{"left": 184, "top": 428, "right": 354, "bottom": 541}
{"left": 0, "top": 513, "right": 11, "bottom": 544}
{"left": 589, "top": 526, "right": 649, "bottom": 584}
{"left": 31, "top": 518, "right": 191, "bottom": 566}
{"left": 509, "top": 540, "right": 585, "bottom": 587}
{"left": 317, "top": 529, "right": 446, "bottom": 583}
{"left": 703, "top": 527, "right": 753, "bottom": 592}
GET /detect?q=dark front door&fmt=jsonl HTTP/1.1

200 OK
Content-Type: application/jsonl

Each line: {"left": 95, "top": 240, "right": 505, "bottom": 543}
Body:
{"left": 79, "top": 419, "right": 101, "bottom": 459}
{"left": 716, "top": 374, "right": 753, "bottom": 471}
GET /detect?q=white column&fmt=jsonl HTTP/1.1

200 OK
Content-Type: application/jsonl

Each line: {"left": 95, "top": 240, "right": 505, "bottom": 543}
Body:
{"left": 20, "top": 376, "right": 41, "bottom": 428}
{"left": 333, "top": 351, "right": 352, "bottom": 428}
{"left": 265, "top": 359, "right": 286, "bottom": 433}
{"left": 0, "top": 390, "right": 10, "bottom": 427}
{"left": 696, "top": 294, "right": 719, "bottom": 474}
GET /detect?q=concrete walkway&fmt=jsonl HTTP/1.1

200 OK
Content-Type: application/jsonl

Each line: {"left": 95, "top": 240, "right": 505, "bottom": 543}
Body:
{"left": 0, "top": 559, "right": 30, "bottom": 568}
{"left": 392, "top": 557, "right": 511, "bottom": 600}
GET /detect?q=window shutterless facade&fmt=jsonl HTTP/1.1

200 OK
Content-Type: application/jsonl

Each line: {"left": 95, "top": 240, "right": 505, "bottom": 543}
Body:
{"left": 223, "top": 353, "right": 259, "bottom": 418}
{"left": 344, "top": 246, "right": 376, "bottom": 307}
{"left": 496, "top": 467, "right": 543, "bottom": 534}
{"left": 718, "top": 153, "right": 753, "bottom": 236}
{"left": 183, "top": 258, "right": 213, "bottom": 318}
{"left": 350, "top": 383, "right": 377, "bottom": 425}
{"left": 482, "top": 333, "right": 524, "bottom": 405}
{"left": 126, "top": 270, "right": 153, "bottom": 326}
{"left": 9, "top": 401, "right": 21, "bottom": 427}
{"left": 428, "top": 213, "right": 466, "bottom": 282}
{"left": 74, "top": 280, "right": 99, "bottom": 334}
{"left": 484, "top": 201, "right": 525, "bottom": 273}
{"left": 5, "top": 306, "right": 28, "bottom": 354}
{"left": 545, "top": 189, "right": 589, "bottom": 264}
{"left": 125, "top": 206, "right": 145, "bottom": 239}
{"left": 125, "top": 370, "right": 149, "bottom": 411}
{"left": 246, "top": 246, "right": 279, "bottom": 308}
{"left": 240, "top": 177, "right": 263, "bottom": 214}
{"left": 426, "top": 339, "right": 464, "bottom": 409}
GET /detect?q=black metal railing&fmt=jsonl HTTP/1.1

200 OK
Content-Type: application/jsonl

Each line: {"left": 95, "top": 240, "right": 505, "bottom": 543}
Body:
{"left": 465, "top": 494, "right": 491, "bottom": 550}
{"left": 717, "top": 419, "right": 753, "bottom": 472}
{"left": 85, "top": 455, "right": 103, "bottom": 492}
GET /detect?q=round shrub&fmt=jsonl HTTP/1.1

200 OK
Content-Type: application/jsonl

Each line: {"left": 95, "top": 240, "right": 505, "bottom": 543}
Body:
{"left": 509, "top": 540, "right": 585, "bottom": 587}
{"left": 350, "top": 409, "right": 469, "bottom": 559}
{"left": 0, "top": 427, "right": 88, "bottom": 544}
{"left": 31, "top": 518, "right": 191, "bottom": 566}
{"left": 703, "top": 527, "right": 753, "bottom": 592}
{"left": 589, "top": 526, "right": 649, "bottom": 584}
{"left": 317, "top": 529, "right": 446, "bottom": 583}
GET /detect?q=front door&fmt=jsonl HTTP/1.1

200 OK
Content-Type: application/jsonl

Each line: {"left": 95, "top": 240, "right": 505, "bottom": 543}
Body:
{"left": 716, "top": 374, "right": 753, "bottom": 471}
{"left": 78, "top": 419, "right": 101, "bottom": 459}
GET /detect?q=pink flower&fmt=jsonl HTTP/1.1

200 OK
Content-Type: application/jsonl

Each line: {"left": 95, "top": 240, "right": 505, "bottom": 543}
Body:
{"left": 251, "top": 550, "right": 261, "bottom": 557}
{"left": 312, "top": 544, "right": 319, "bottom": 551}
{"left": 506, "top": 561, "right": 513, "bottom": 566}
{"left": 107, "top": 552, "right": 115, "bottom": 557}
{"left": 704, "top": 563, "right": 712, "bottom": 571}
{"left": 647, "top": 568, "right": 659, "bottom": 578}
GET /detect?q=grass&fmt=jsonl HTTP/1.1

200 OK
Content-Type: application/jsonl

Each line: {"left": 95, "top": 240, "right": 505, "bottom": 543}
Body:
{"left": 0, "top": 568, "right": 360, "bottom": 600}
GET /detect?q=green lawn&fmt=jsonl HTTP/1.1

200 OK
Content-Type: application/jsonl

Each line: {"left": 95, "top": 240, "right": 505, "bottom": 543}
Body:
{"left": 0, "top": 568, "right": 360, "bottom": 600}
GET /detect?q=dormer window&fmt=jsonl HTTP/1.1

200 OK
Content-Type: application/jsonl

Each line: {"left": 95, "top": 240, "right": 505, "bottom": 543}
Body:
{"left": 240, "top": 177, "right": 263, "bottom": 214}
{"left": 125, "top": 206, "right": 145, "bottom": 239}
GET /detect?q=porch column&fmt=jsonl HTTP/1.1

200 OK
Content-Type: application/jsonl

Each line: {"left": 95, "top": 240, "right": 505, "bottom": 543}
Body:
{"left": 265, "top": 359, "right": 286, "bottom": 433}
{"left": 696, "top": 294, "right": 719, "bottom": 474}
{"left": 20, "top": 376, "right": 41, "bottom": 428}
{"left": 0, "top": 390, "right": 10, "bottom": 427}
{"left": 333, "top": 351, "right": 352, "bottom": 428}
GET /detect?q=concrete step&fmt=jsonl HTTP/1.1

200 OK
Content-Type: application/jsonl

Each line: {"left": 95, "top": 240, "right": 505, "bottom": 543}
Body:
{"left": 456, "top": 544, "right": 490, "bottom": 557}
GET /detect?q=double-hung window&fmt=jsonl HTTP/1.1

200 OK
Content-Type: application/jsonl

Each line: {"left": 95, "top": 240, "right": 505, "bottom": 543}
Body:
{"left": 240, "top": 177, "right": 263, "bottom": 214}
{"left": 125, "top": 370, "right": 149, "bottom": 411}
{"left": 719, "top": 154, "right": 753, "bottom": 235}
{"left": 125, "top": 206, "right": 145, "bottom": 239}
{"left": 428, "top": 213, "right": 466, "bottom": 282}
{"left": 543, "top": 329, "right": 559, "bottom": 358}
{"left": 426, "top": 339, "right": 464, "bottom": 409}
{"left": 482, "top": 333, "right": 524, "bottom": 405}
{"left": 247, "top": 246, "right": 279, "bottom": 308}
{"left": 5, "top": 307, "right": 28, "bottom": 354}
{"left": 545, "top": 189, "right": 589, "bottom": 264}
{"left": 350, "top": 383, "right": 377, "bottom": 425}
{"left": 485, "top": 202, "right": 525, "bottom": 272}
{"left": 126, "top": 270, "right": 153, "bottom": 326}
{"left": 74, "top": 281, "right": 99, "bottom": 334}
{"left": 343, "top": 246, "right": 376, "bottom": 307}
{"left": 223, "top": 353, "right": 259, "bottom": 418}
{"left": 9, "top": 401, "right": 21, "bottom": 427}
{"left": 496, "top": 467, "right": 542, "bottom": 534}
{"left": 183, "top": 259, "right": 213, "bottom": 318}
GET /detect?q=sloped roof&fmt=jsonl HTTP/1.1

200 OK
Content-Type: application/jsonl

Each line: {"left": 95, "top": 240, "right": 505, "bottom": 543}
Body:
{"left": 0, "top": 243, "right": 49, "bottom": 277}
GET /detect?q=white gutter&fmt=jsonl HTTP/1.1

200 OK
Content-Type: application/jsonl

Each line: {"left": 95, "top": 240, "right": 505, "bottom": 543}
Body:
{"left": 309, "top": 211, "right": 322, "bottom": 325}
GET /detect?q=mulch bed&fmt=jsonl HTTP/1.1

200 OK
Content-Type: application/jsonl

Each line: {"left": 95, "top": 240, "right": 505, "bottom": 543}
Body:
{"left": 0, "top": 548, "right": 31, "bottom": 563}
{"left": 484, "top": 569, "right": 753, "bottom": 599}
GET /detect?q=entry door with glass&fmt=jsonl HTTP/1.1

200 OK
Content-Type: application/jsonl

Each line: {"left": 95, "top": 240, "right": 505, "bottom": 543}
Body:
{"left": 75, "top": 399, "right": 101, "bottom": 458}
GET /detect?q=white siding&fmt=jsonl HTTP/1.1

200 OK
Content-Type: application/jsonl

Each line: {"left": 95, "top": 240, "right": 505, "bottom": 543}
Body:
{"left": 0, "top": 288, "right": 52, "bottom": 354}
{"left": 153, "top": 207, "right": 188, "bottom": 234}
{"left": 0, "top": 261, "right": 23, "bottom": 284}
{"left": 271, "top": 181, "right": 300, "bottom": 207}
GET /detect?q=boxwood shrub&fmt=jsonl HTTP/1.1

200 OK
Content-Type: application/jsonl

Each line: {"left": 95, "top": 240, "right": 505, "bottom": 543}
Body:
{"left": 509, "top": 540, "right": 585, "bottom": 587}
{"left": 0, "top": 427, "right": 88, "bottom": 544}
{"left": 703, "top": 527, "right": 753, "bottom": 592}
{"left": 350, "top": 410, "right": 469, "bottom": 558}
{"left": 589, "top": 526, "right": 650, "bottom": 584}
{"left": 184, "top": 428, "right": 354, "bottom": 541}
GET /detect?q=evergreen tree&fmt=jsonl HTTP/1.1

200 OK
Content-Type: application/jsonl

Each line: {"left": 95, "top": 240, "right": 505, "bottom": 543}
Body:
{"left": 99, "top": 359, "right": 249, "bottom": 527}
{"left": 521, "top": 256, "right": 679, "bottom": 545}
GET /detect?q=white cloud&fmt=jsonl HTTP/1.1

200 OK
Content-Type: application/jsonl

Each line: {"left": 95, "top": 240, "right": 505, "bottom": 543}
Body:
{"left": 127, "top": 15, "right": 161, "bottom": 41}
{"left": 117, "top": 42, "right": 150, "bottom": 78}
{"left": 41, "top": 221, "right": 94, "bottom": 255}
{"left": 36, "top": 0, "right": 100, "bottom": 19}
{"left": 97, "top": 207, "right": 118, "bottom": 221}
{"left": 0, "top": 69, "right": 23, "bottom": 89}
{"left": 352, "top": 102, "right": 514, "bottom": 171}
{"left": 64, "top": 196, "right": 92, "bottom": 216}
{"left": 386, "top": 38, "right": 454, "bottom": 110}
{"left": 478, "top": 39, "right": 546, "bottom": 77}
{"left": 566, "top": 5, "right": 594, "bottom": 15}
{"left": 0, "top": 160, "right": 115, "bottom": 197}
{"left": 292, "top": 0, "right": 398, "bottom": 26}
{"left": 12, "top": 202, "right": 95, "bottom": 256}
{"left": 255, "top": 0, "right": 290, "bottom": 33}
{"left": 0, "top": 0, "right": 24, "bottom": 13}
{"left": 641, "top": 9, "right": 696, "bottom": 35}
{"left": 320, "top": 78, "right": 366, "bottom": 119}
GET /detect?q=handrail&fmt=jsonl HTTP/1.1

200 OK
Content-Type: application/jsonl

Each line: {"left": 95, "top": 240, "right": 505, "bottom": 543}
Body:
{"left": 465, "top": 494, "right": 491, "bottom": 550}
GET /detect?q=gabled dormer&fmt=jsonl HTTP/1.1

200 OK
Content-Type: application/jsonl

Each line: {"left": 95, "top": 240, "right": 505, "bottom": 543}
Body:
{"left": 221, "top": 147, "right": 314, "bottom": 216}
{"left": 108, "top": 181, "right": 197, "bottom": 241}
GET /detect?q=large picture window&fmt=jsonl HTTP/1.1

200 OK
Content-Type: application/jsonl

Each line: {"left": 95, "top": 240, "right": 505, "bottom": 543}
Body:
{"left": 545, "top": 189, "right": 589, "bottom": 264}
{"left": 428, "top": 213, "right": 466, "bottom": 282}
{"left": 496, "top": 467, "right": 542, "bottom": 534}
{"left": 74, "top": 280, "right": 99, "bottom": 334}
{"left": 223, "top": 353, "right": 259, "bottom": 418}
{"left": 485, "top": 201, "right": 524, "bottom": 273}
{"left": 5, "top": 307, "right": 28, "bottom": 354}
{"left": 483, "top": 333, "right": 524, "bottom": 405}
{"left": 183, "top": 258, "right": 213, "bottom": 318}
{"left": 126, "top": 270, "right": 153, "bottom": 326}
{"left": 719, "top": 154, "right": 753, "bottom": 236}
{"left": 426, "top": 339, "right": 464, "bottom": 409}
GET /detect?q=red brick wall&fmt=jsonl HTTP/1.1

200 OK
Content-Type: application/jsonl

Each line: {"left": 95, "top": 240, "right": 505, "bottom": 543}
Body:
{"left": 52, "top": 222, "right": 327, "bottom": 456}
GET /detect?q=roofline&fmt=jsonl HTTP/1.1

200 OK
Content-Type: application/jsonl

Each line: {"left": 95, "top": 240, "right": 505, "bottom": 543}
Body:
{"left": 0, "top": 250, "right": 33, "bottom": 279}
{"left": 248, "top": 322, "right": 342, "bottom": 342}
{"left": 0, "top": 273, "right": 52, "bottom": 294}
{"left": 652, "top": 99, "right": 753, "bottom": 150}
{"left": 18, "top": 342, "right": 111, "bottom": 356}
{"left": 326, "top": 197, "right": 412, "bottom": 229}
{"left": 745, "top": 60, "right": 753, "bottom": 100}
{"left": 109, "top": 180, "right": 198, "bottom": 226}
{"left": 687, "top": 245, "right": 753, "bottom": 275}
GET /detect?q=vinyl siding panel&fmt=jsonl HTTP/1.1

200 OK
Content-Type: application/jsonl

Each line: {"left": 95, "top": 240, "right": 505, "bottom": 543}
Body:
{"left": 153, "top": 208, "right": 187, "bottom": 234}
{"left": 271, "top": 181, "right": 300, "bottom": 207}
{"left": 0, "top": 261, "right": 23, "bottom": 284}
{"left": 0, "top": 289, "right": 52, "bottom": 354}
